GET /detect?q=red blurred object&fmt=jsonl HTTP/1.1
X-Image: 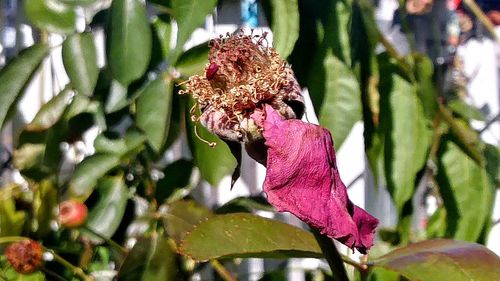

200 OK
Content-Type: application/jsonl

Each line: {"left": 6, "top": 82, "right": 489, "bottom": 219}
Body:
{"left": 59, "top": 200, "right": 88, "bottom": 228}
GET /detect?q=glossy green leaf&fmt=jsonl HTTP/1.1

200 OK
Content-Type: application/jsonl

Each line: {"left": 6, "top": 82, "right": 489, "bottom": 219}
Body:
{"left": 68, "top": 154, "right": 121, "bottom": 201}
{"left": 105, "top": 80, "right": 128, "bottom": 113}
{"left": 58, "top": 0, "right": 98, "bottom": 6}
{"left": 215, "top": 195, "right": 273, "bottom": 214}
{"left": 24, "top": 0, "right": 76, "bottom": 34}
{"left": 180, "top": 213, "right": 323, "bottom": 261}
{"left": 0, "top": 192, "right": 25, "bottom": 237}
{"left": 374, "top": 239, "right": 500, "bottom": 281}
{"left": 175, "top": 43, "right": 209, "bottom": 77}
{"left": 262, "top": 0, "right": 299, "bottom": 58}
{"left": 94, "top": 129, "right": 146, "bottom": 156}
{"left": 109, "top": 0, "right": 152, "bottom": 85}
{"left": 84, "top": 176, "right": 128, "bottom": 242}
{"left": 436, "top": 139, "right": 494, "bottom": 241}
{"left": 185, "top": 99, "right": 237, "bottom": 186}
{"left": 0, "top": 44, "right": 49, "bottom": 129}
{"left": 27, "top": 87, "right": 72, "bottom": 131}
{"left": 413, "top": 54, "right": 438, "bottom": 119}
{"left": 32, "top": 179, "right": 57, "bottom": 237}
{"left": 163, "top": 199, "right": 213, "bottom": 243}
{"left": 136, "top": 76, "right": 173, "bottom": 153}
{"left": 117, "top": 234, "right": 177, "bottom": 281}
{"left": 155, "top": 159, "right": 194, "bottom": 203}
{"left": 379, "top": 55, "right": 432, "bottom": 211}
{"left": 63, "top": 33, "right": 99, "bottom": 97}
{"left": 317, "top": 53, "right": 362, "bottom": 149}
{"left": 171, "top": 0, "right": 217, "bottom": 61}
{"left": 152, "top": 16, "right": 172, "bottom": 59}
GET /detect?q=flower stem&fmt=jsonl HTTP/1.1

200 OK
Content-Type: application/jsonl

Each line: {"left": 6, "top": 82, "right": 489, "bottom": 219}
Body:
{"left": 311, "top": 228, "right": 350, "bottom": 281}
{"left": 0, "top": 237, "right": 28, "bottom": 244}
{"left": 48, "top": 250, "right": 93, "bottom": 281}
{"left": 82, "top": 226, "right": 127, "bottom": 254}
{"left": 210, "top": 260, "right": 236, "bottom": 281}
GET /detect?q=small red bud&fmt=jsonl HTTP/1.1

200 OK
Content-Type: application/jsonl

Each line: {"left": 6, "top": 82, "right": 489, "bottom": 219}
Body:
{"left": 58, "top": 200, "right": 88, "bottom": 228}
{"left": 206, "top": 62, "right": 219, "bottom": 80}
{"left": 5, "top": 240, "right": 44, "bottom": 274}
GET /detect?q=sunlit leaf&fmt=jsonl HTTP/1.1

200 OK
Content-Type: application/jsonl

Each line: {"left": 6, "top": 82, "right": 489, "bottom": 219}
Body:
{"left": 0, "top": 193, "right": 26, "bottom": 237}
{"left": 171, "top": 0, "right": 217, "bottom": 62}
{"left": 68, "top": 154, "right": 121, "bottom": 201}
{"left": 117, "top": 234, "right": 178, "bottom": 281}
{"left": 63, "top": 33, "right": 99, "bottom": 97}
{"left": 108, "top": 0, "right": 152, "bottom": 85}
{"left": 27, "top": 87, "right": 73, "bottom": 131}
{"left": 436, "top": 138, "right": 495, "bottom": 241}
{"left": 314, "top": 53, "right": 362, "bottom": 149}
{"left": 24, "top": 0, "right": 76, "bottom": 33}
{"left": 180, "top": 213, "right": 322, "bottom": 261}
{"left": 32, "top": 179, "right": 57, "bottom": 237}
{"left": 84, "top": 176, "right": 128, "bottom": 242}
{"left": 136, "top": 76, "right": 173, "bottom": 153}
{"left": 374, "top": 239, "right": 500, "bottom": 281}
{"left": 448, "top": 99, "right": 486, "bottom": 121}
{"left": 261, "top": 0, "right": 299, "bottom": 58}
{"left": 0, "top": 44, "right": 49, "bottom": 128}
{"left": 378, "top": 54, "right": 432, "bottom": 211}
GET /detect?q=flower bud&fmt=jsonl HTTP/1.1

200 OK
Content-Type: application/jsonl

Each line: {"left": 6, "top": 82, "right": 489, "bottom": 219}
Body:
{"left": 58, "top": 200, "right": 88, "bottom": 228}
{"left": 5, "top": 240, "right": 44, "bottom": 274}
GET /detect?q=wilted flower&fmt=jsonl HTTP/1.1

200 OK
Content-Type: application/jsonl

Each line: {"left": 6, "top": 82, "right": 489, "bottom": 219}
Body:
{"left": 5, "top": 240, "right": 44, "bottom": 274}
{"left": 180, "top": 32, "right": 378, "bottom": 253}
{"left": 252, "top": 105, "right": 378, "bottom": 253}
{"left": 59, "top": 200, "right": 88, "bottom": 228}
{"left": 179, "top": 31, "right": 304, "bottom": 144}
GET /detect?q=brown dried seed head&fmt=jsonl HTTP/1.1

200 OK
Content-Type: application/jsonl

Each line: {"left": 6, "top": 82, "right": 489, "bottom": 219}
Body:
{"left": 5, "top": 240, "right": 44, "bottom": 274}
{"left": 179, "top": 31, "right": 304, "bottom": 143}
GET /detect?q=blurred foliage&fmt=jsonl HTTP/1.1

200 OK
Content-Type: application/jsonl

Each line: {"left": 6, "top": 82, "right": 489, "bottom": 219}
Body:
{"left": 0, "top": 0, "right": 499, "bottom": 280}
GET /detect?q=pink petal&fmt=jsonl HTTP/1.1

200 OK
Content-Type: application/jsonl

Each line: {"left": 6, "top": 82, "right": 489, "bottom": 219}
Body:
{"left": 257, "top": 105, "right": 378, "bottom": 253}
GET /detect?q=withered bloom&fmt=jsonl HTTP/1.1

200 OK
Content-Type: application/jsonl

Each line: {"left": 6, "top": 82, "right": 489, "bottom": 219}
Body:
{"left": 180, "top": 32, "right": 378, "bottom": 253}
{"left": 252, "top": 105, "right": 378, "bottom": 253}
{"left": 179, "top": 31, "right": 304, "bottom": 144}
{"left": 5, "top": 240, "right": 44, "bottom": 274}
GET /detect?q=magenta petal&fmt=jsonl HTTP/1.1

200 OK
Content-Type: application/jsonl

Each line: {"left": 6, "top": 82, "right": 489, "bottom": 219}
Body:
{"left": 258, "top": 105, "right": 378, "bottom": 253}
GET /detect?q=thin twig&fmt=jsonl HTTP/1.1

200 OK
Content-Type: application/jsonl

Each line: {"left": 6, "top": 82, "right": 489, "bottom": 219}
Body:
{"left": 463, "top": 0, "right": 499, "bottom": 42}
{"left": 210, "top": 259, "right": 237, "bottom": 281}
{"left": 82, "top": 226, "right": 127, "bottom": 255}
{"left": 49, "top": 250, "right": 93, "bottom": 281}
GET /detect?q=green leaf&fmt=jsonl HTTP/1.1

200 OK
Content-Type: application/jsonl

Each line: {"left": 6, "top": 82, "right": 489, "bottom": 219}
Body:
{"left": 84, "top": 176, "right": 128, "bottom": 242}
{"left": 262, "top": 0, "right": 299, "bottom": 58}
{"left": 448, "top": 100, "right": 486, "bottom": 121}
{"left": 0, "top": 192, "right": 26, "bottom": 237}
{"left": 152, "top": 16, "right": 172, "bottom": 59}
{"left": 379, "top": 55, "right": 432, "bottom": 211}
{"left": 58, "top": 0, "right": 98, "bottom": 6}
{"left": 436, "top": 139, "right": 495, "bottom": 241}
{"left": 163, "top": 199, "right": 213, "bottom": 243}
{"left": 68, "top": 154, "right": 121, "bottom": 201}
{"left": 185, "top": 99, "right": 237, "bottom": 186}
{"left": 105, "top": 80, "right": 128, "bottom": 113}
{"left": 179, "top": 213, "right": 322, "bottom": 261}
{"left": 109, "top": 0, "right": 152, "bottom": 85}
{"left": 374, "top": 239, "right": 500, "bottom": 281}
{"left": 94, "top": 129, "right": 146, "bottom": 156}
{"left": 136, "top": 76, "right": 173, "bottom": 153}
{"left": 24, "top": 0, "right": 76, "bottom": 34}
{"left": 171, "top": 0, "right": 217, "bottom": 62}
{"left": 0, "top": 44, "right": 49, "bottom": 128}
{"left": 174, "top": 43, "right": 209, "bottom": 77}
{"left": 28, "top": 87, "right": 73, "bottom": 131}
{"left": 316, "top": 53, "right": 362, "bottom": 149}
{"left": 63, "top": 33, "right": 99, "bottom": 97}
{"left": 32, "top": 179, "right": 57, "bottom": 237}
{"left": 413, "top": 54, "right": 438, "bottom": 119}
{"left": 2, "top": 267, "right": 45, "bottom": 281}
{"left": 215, "top": 195, "right": 273, "bottom": 214}
{"left": 155, "top": 159, "right": 194, "bottom": 203}
{"left": 117, "top": 234, "right": 178, "bottom": 281}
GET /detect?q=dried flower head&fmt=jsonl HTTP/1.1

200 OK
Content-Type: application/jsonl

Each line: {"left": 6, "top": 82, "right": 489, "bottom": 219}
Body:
{"left": 5, "top": 240, "right": 44, "bottom": 274}
{"left": 179, "top": 31, "right": 304, "bottom": 144}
